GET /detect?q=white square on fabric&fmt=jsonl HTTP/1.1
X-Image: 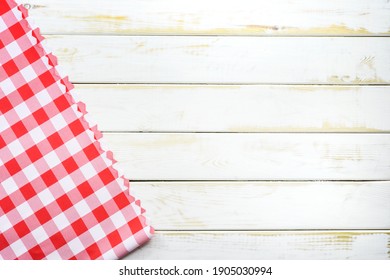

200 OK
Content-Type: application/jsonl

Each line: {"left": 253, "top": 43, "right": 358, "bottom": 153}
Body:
{"left": 79, "top": 162, "right": 95, "bottom": 180}
{"left": 67, "top": 237, "right": 84, "bottom": 255}
{"left": 101, "top": 249, "right": 117, "bottom": 260}
{"left": 9, "top": 239, "right": 28, "bottom": 257}
{"left": 52, "top": 213, "right": 70, "bottom": 231}
{"left": 43, "top": 151, "right": 61, "bottom": 168}
{"left": 31, "top": 226, "right": 49, "bottom": 244}
{"left": 0, "top": 77, "right": 17, "bottom": 95}
{"left": 35, "top": 89, "right": 52, "bottom": 107}
{"left": 19, "top": 65, "right": 36, "bottom": 83}
{"left": 45, "top": 250, "right": 62, "bottom": 260}
{"left": 23, "top": 164, "right": 40, "bottom": 181}
{"left": 89, "top": 224, "right": 105, "bottom": 241}
{"left": 13, "top": 102, "right": 31, "bottom": 119}
{"left": 51, "top": 113, "right": 67, "bottom": 131}
{"left": 58, "top": 175, "right": 77, "bottom": 193}
{"left": 29, "top": 126, "right": 46, "bottom": 143}
{"left": 1, "top": 176, "right": 19, "bottom": 195}
{"left": 37, "top": 188, "right": 55, "bottom": 205}
{"left": 0, "top": 16, "right": 7, "bottom": 33}
{"left": 123, "top": 236, "right": 138, "bottom": 252}
{"left": 95, "top": 187, "right": 111, "bottom": 205}
{"left": 0, "top": 215, "right": 13, "bottom": 232}
{"left": 110, "top": 211, "right": 127, "bottom": 229}
{"left": 5, "top": 40, "right": 22, "bottom": 59}
{"left": 17, "top": 201, "right": 34, "bottom": 219}
{"left": 7, "top": 139, "right": 24, "bottom": 157}
{"left": 0, "top": 114, "right": 8, "bottom": 133}
{"left": 64, "top": 138, "right": 82, "bottom": 155}
{"left": 74, "top": 200, "right": 90, "bottom": 218}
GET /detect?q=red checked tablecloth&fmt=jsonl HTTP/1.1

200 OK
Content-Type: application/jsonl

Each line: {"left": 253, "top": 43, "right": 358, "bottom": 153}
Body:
{"left": 0, "top": 0, "right": 153, "bottom": 259}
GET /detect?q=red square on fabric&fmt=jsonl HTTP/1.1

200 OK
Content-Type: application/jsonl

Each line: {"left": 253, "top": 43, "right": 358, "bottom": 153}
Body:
{"left": 84, "top": 144, "right": 100, "bottom": 161}
{"left": 99, "top": 168, "right": 115, "bottom": 185}
{"left": 14, "top": 220, "right": 30, "bottom": 238}
{"left": 62, "top": 157, "right": 78, "bottom": 174}
{"left": 129, "top": 218, "right": 143, "bottom": 234}
{"left": 26, "top": 145, "right": 43, "bottom": 162}
{"left": 113, "top": 193, "right": 129, "bottom": 210}
{"left": 49, "top": 232, "right": 66, "bottom": 249}
{"left": 18, "top": 84, "right": 35, "bottom": 100}
{"left": 0, "top": 97, "right": 13, "bottom": 113}
{"left": 57, "top": 194, "right": 73, "bottom": 212}
{"left": 107, "top": 230, "right": 121, "bottom": 248}
{"left": 29, "top": 245, "right": 45, "bottom": 259}
{"left": 38, "top": 71, "right": 56, "bottom": 88}
{"left": 0, "top": 235, "right": 10, "bottom": 251}
{"left": 35, "top": 207, "right": 51, "bottom": 225}
{"left": 0, "top": 135, "right": 6, "bottom": 148}
{"left": 1, "top": 196, "right": 16, "bottom": 213}
{"left": 3, "top": 59, "right": 19, "bottom": 76}
{"left": 77, "top": 181, "right": 94, "bottom": 198}
{"left": 5, "top": 158, "right": 21, "bottom": 176}
{"left": 41, "top": 170, "right": 57, "bottom": 187}
{"left": 71, "top": 218, "right": 88, "bottom": 236}
{"left": 0, "top": 2, "right": 11, "bottom": 16}
{"left": 32, "top": 107, "right": 49, "bottom": 124}
{"left": 12, "top": 121, "right": 28, "bottom": 137}
{"left": 24, "top": 47, "right": 41, "bottom": 64}
{"left": 9, "top": 22, "right": 25, "bottom": 39}
{"left": 85, "top": 243, "right": 102, "bottom": 259}
{"left": 20, "top": 183, "right": 37, "bottom": 200}
{"left": 47, "top": 132, "right": 63, "bottom": 149}
{"left": 92, "top": 205, "right": 109, "bottom": 222}
{"left": 53, "top": 95, "right": 70, "bottom": 112}
{"left": 68, "top": 120, "right": 84, "bottom": 136}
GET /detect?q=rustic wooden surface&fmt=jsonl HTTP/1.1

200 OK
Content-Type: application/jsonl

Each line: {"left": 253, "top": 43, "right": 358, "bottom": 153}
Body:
{"left": 105, "top": 133, "right": 390, "bottom": 180}
{"left": 76, "top": 85, "right": 390, "bottom": 132}
{"left": 129, "top": 182, "right": 390, "bottom": 229}
{"left": 47, "top": 36, "right": 390, "bottom": 84}
{"left": 26, "top": 0, "right": 390, "bottom": 259}
{"left": 127, "top": 231, "right": 390, "bottom": 260}
{"left": 27, "top": 0, "right": 390, "bottom": 36}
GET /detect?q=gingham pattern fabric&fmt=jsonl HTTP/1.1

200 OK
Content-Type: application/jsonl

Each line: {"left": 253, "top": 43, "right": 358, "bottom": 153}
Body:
{"left": 0, "top": 0, "right": 152, "bottom": 259}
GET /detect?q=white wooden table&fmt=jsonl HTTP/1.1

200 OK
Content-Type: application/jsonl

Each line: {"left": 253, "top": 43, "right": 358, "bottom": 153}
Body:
{"left": 27, "top": 0, "right": 390, "bottom": 259}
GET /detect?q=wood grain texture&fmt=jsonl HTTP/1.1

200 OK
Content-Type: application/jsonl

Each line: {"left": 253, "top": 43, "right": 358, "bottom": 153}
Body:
{"left": 27, "top": 0, "right": 390, "bottom": 36}
{"left": 130, "top": 181, "right": 390, "bottom": 230}
{"left": 76, "top": 84, "right": 390, "bottom": 132}
{"left": 47, "top": 36, "right": 390, "bottom": 84}
{"left": 124, "top": 231, "right": 390, "bottom": 259}
{"left": 28, "top": 0, "right": 390, "bottom": 259}
{"left": 104, "top": 133, "right": 390, "bottom": 180}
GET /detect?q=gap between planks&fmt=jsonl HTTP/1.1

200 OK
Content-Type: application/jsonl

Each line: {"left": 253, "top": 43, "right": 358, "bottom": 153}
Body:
{"left": 38, "top": 34, "right": 390, "bottom": 38}
{"left": 72, "top": 82, "right": 390, "bottom": 85}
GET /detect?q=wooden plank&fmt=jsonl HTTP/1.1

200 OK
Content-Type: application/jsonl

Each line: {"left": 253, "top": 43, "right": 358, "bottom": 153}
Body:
{"left": 124, "top": 230, "right": 390, "bottom": 259}
{"left": 130, "top": 181, "right": 390, "bottom": 230}
{"left": 48, "top": 36, "right": 390, "bottom": 84}
{"left": 104, "top": 133, "right": 390, "bottom": 180}
{"left": 76, "top": 84, "right": 390, "bottom": 132}
{"left": 27, "top": 0, "right": 390, "bottom": 36}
